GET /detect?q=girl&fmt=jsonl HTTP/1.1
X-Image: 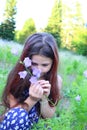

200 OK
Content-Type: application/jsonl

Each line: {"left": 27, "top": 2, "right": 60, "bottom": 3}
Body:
{"left": 0, "top": 32, "right": 62, "bottom": 130}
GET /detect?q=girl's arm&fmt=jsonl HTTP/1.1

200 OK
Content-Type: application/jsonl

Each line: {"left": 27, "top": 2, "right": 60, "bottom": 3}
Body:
{"left": 40, "top": 96, "right": 56, "bottom": 118}
{"left": 38, "top": 80, "right": 56, "bottom": 118}
{"left": 8, "top": 94, "right": 18, "bottom": 108}
{"left": 40, "top": 76, "right": 62, "bottom": 118}
{"left": 8, "top": 82, "right": 44, "bottom": 111}
{"left": 8, "top": 94, "right": 38, "bottom": 111}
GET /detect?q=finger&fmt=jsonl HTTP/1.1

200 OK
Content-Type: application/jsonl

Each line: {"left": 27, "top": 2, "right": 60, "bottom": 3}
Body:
{"left": 38, "top": 80, "right": 50, "bottom": 85}
{"left": 41, "top": 83, "right": 51, "bottom": 90}
{"left": 30, "top": 83, "right": 44, "bottom": 98}
{"left": 43, "top": 89, "right": 50, "bottom": 97}
{"left": 38, "top": 80, "right": 51, "bottom": 87}
{"left": 43, "top": 88, "right": 50, "bottom": 92}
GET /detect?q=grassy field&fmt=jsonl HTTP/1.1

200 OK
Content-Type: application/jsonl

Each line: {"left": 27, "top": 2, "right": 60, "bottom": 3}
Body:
{"left": 0, "top": 39, "right": 87, "bottom": 130}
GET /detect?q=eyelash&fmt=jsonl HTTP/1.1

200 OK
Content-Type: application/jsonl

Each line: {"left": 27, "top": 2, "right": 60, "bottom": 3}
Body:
{"left": 32, "top": 62, "right": 49, "bottom": 67}
{"left": 32, "top": 62, "right": 37, "bottom": 66}
{"left": 42, "top": 64, "right": 48, "bottom": 67}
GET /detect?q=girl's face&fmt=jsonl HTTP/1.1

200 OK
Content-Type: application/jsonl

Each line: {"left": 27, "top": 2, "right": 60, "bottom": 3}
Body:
{"left": 31, "top": 55, "right": 53, "bottom": 76}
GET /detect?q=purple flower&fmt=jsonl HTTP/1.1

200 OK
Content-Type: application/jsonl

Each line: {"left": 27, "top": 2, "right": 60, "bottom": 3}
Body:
{"left": 83, "top": 70, "right": 87, "bottom": 78}
{"left": 75, "top": 95, "right": 81, "bottom": 101}
{"left": 19, "top": 58, "right": 41, "bottom": 83}
{"left": 18, "top": 71, "right": 27, "bottom": 79}
{"left": 29, "top": 76, "right": 38, "bottom": 83}
{"left": 32, "top": 67, "right": 41, "bottom": 78}
{"left": 11, "top": 48, "right": 19, "bottom": 55}
{"left": 23, "top": 57, "right": 31, "bottom": 68}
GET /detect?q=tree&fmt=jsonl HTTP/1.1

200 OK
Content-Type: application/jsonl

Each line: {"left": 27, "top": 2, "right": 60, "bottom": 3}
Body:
{"left": 15, "top": 18, "right": 36, "bottom": 44}
{"left": 44, "top": 0, "right": 62, "bottom": 47}
{"left": 0, "top": 0, "right": 17, "bottom": 40}
{"left": 61, "top": 1, "right": 84, "bottom": 49}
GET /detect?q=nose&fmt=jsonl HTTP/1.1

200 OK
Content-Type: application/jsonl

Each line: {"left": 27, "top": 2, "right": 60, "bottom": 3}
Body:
{"left": 37, "top": 65, "right": 42, "bottom": 71}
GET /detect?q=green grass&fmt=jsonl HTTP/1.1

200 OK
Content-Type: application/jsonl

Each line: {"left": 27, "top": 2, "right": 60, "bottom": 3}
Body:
{"left": 0, "top": 41, "right": 22, "bottom": 98}
{"left": 0, "top": 41, "right": 87, "bottom": 130}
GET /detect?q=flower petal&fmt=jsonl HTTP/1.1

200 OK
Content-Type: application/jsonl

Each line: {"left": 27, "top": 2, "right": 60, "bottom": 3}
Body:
{"left": 32, "top": 67, "right": 41, "bottom": 78}
{"left": 83, "top": 70, "right": 87, "bottom": 78}
{"left": 29, "top": 76, "right": 37, "bottom": 83}
{"left": 18, "top": 71, "right": 27, "bottom": 79}
{"left": 75, "top": 95, "right": 81, "bottom": 101}
{"left": 11, "top": 48, "right": 19, "bottom": 55}
{"left": 23, "top": 57, "right": 31, "bottom": 68}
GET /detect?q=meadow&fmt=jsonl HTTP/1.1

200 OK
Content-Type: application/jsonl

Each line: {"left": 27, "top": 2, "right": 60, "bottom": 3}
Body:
{"left": 0, "top": 39, "right": 87, "bottom": 130}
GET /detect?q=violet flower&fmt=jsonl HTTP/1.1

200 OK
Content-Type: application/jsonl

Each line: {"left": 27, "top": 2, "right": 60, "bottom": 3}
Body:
{"left": 75, "top": 95, "right": 81, "bottom": 101}
{"left": 32, "top": 67, "right": 41, "bottom": 78}
{"left": 11, "top": 48, "right": 19, "bottom": 55}
{"left": 18, "top": 71, "right": 27, "bottom": 79}
{"left": 29, "top": 76, "right": 38, "bottom": 83}
{"left": 18, "top": 57, "right": 41, "bottom": 83}
{"left": 83, "top": 70, "right": 87, "bottom": 78}
{"left": 23, "top": 57, "right": 31, "bottom": 68}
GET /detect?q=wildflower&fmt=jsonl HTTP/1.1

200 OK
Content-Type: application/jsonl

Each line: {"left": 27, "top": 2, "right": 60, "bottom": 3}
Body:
{"left": 18, "top": 71, "right": 27, "bottom": 79}
{"left": 29, "top": 76, "right": 38, "bottom": 83}
{"left": 23, "top": 57, "right": 31, "bottom": 68}
{"left": 83, "top": 70, "right": 87, "bottom": 78}
{"left": 11, "top": 48, "right": 18, "bottom": 56}
{"left": 75, "top": 95, "right": 81, "bottom": 101}
{"left": 18, "top": 57, "right": 41, "bottom": 83}
{"left": 32, "top": 67, "right": 41, "bottom": 78}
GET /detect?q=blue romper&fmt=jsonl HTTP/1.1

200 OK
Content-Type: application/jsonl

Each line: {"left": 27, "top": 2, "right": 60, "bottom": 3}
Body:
{"left": 0, "top": 89, "right": 39, "bottom": 130}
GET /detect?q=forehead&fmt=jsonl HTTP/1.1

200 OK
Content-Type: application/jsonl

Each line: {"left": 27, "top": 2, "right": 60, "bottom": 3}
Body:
{"left": 31, "top": 55, "right": 52, "bottom": 63}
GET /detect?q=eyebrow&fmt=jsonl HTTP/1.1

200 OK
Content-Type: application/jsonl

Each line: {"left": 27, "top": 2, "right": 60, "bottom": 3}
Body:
{"left": 32, "top": 61, "right": 51, "bottom": 65}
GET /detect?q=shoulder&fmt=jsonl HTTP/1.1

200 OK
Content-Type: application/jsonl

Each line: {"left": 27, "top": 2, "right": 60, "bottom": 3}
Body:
{"left": 57, "top": 75, "right": 62, "bottom": 90}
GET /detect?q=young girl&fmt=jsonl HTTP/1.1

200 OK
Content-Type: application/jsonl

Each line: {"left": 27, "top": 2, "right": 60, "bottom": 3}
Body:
{"left": 0, "top": 32, "right": 62, "bottom": 130}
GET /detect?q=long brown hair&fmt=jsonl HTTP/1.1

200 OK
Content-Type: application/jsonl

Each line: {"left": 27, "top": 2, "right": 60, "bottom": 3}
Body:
{"left": 2, "top": 32, "right": 60, "bottom": 109}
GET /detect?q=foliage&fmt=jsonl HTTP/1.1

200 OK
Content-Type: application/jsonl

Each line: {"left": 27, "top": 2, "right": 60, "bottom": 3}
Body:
{"left": 0, "top": 19, "right": 16, "bottom": 40}
{"left": 15, "top": 18, "right": 36, "bottom": 44}
{"left": 58, "top": 50, "right": 87, "bottom": 129}
{"left": 0, "top": 42, "right": 87, "bottom": 129}
{"left": 0, "top": 41, "right": 22, "bottom": 97}
{"left": 44, "top": 0, "right": 62, "bottom": 48}
{"left": 61, "top": 1, "right": 84, "bottom": 52}
{"left": 73, "top": 78, "right": 87, "bottom": 127}
{"left": 71, "top": 27, "right": 87, "bottom": 56}
{"left": 0, "top": 0, "right": 17, "bottom": 40}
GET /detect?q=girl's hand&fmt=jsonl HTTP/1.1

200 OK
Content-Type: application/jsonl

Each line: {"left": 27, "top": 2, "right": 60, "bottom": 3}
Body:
{"left": 29, "top": 82, "right": 44, "bottom": 101}
{"left": 38, "top": 80, "right": 51, "bottom": 97}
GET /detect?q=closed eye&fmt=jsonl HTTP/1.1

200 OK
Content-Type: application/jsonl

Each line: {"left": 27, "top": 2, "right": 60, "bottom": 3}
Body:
{"left": 32, "top": 62, "right": 50, "bottom": 67}
{"left": 32, "top": 62, "right": 38, "bottom": 66}
{"left": 42, "top": 64, "right": 50, "bottom": 67}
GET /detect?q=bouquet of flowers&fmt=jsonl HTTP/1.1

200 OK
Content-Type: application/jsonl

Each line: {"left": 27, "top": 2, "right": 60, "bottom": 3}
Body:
{"left": 18, "top": 57, "right": 41, "bottom": 83}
